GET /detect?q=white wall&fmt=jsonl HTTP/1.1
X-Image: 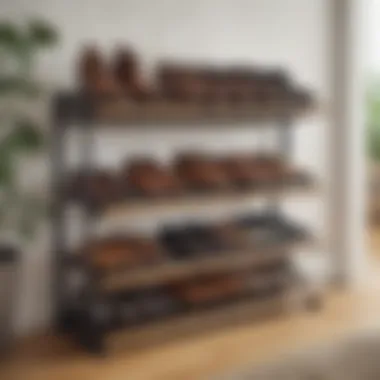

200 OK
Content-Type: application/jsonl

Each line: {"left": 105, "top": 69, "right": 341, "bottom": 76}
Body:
{"left": 367, "top": 0, "right": 380, "bottom": 73}
{"left": 2, "top": 0, "right": 330, "bottom": 335}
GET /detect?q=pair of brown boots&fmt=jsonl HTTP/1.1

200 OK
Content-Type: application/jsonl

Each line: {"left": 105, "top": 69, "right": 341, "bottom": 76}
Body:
{"left": 79, "top": 47, "right": 149, "bottom": 98}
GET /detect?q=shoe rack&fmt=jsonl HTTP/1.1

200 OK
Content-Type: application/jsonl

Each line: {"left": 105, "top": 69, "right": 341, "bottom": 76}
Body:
{"left": 52, "top": 76, "right": 319, "bottom": 353}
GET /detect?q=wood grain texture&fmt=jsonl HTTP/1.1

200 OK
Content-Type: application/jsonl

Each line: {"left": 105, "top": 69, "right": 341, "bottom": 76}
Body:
{"left": 94, "top": 100, "right": 314, "bottom": 126}
{"left": 103, "top": 184, "right": 319, "bottom": 220}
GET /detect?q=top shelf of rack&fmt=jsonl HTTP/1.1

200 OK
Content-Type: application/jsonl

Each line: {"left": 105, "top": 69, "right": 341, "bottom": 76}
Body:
{"left": 53, "top": 92, "right": 318, "bottom": 128}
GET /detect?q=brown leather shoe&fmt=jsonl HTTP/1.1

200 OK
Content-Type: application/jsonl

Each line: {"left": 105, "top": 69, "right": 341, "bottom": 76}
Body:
{"left": 113, "top": 48, "right": 151, "bottom": 101}
{"left": 78, "top": 47, "right": 121, "bottom": 96}
{"left": 221, "top": 154, "right": 260, "bottom": 186}
{"left": 250, "top": 155, "right": 285, "bottom": 183}
{"left": 86, "top": 237, "right": 135, "bottom": 272}
{"left": 86, "top": 236, "right": 163, "bottom": 273}
{"left": 122, "top": 158, "right": 182, "bottom": 197}
{"left": 68, "top": 170, "right": 120, "bottom": 207}
{"left": 175, "top": 153, "right": 231, "bottom": 191}
{"left": 158, "top": 64, "right": 208, "bottom": 101}
{"left": 173, "top": 274, "right": 244, "bottom": 305}
{"left": 210, "top": 222, "right": 250, "bottom": 250}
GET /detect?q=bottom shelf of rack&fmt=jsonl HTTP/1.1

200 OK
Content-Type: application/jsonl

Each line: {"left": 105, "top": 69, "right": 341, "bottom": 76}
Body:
{"left": 105, "top": 292, "right": 286, "bottom": 353}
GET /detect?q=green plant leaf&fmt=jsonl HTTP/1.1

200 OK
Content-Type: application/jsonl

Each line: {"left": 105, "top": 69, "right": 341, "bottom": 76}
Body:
{"left": 0, "top": 76, "right": 40, "bottom": 97}
{"left": 0, "top": 77, "right": 17, "bottom": 95}
{"left": 0, "top": 18, "right": 56, "bottom": 240}
{"left": 0, "top": 22, "right": 24, "bottom": 51}
{"left": 6, "top": 120, "right": 44, "bottom": 152}
{"left": 0, "top": 205, "right": 6, "bottom": 228}
{"left": 0, "top": 149, "right": 14, "bottom": 187}
{"left": 366, "top": 78, "right": 380, "bottom": 162}
{"left": 28, "top": 20, "right": 58, "bottom": 48}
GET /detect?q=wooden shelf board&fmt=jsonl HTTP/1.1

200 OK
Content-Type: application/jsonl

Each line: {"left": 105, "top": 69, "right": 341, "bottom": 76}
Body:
{"left": 55, "top": 93, "right": 318, "bottom": 126}
{"left": 94, "top": 102, "right": 312, "bottom": 126}
{"left": 99, "top": 239, "right": 315, "bottom": 293}
{"left": 103, "top": 184, "right": 320, "bottom": 220}
{"left": 106, "top": 293, "right": 285, "bottom": 352}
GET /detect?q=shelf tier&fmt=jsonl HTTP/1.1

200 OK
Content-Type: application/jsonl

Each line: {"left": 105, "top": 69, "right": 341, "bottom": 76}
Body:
{"left": 98, "top": 239, "right": 315, "bottom": 293}
{"left": 106, "top": 293, "right": 286, "bottom": 352}
{"left": 99, "top": 183, "right": 319, "bottom": 220}
{"left": 55, "top": 93, "right": 316, "bottom": 126}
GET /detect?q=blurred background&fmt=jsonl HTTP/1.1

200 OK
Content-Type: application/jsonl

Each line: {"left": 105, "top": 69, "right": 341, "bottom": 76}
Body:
{"left": 0, "top": 1, "right": 377, "bottom": 379}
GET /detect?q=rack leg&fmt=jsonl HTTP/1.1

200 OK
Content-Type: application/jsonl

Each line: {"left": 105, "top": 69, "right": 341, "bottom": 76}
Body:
{"left": 51, "top": 102, "right": 68, "bottom": 333}
{"left": 78, "top": 325, "right": 106, "bottom": 355}
{"left": 75, "top": 299, "right": 107, "bottom": 355}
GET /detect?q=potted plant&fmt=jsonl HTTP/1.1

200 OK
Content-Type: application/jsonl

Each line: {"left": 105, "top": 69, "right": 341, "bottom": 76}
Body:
{"left": 0, "top": 19, "right": 58, "bottom": 351}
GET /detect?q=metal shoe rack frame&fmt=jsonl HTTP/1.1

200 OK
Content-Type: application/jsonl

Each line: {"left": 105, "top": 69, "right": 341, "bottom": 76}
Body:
{"left": 52, "top": 93, "right": 310, "bottom": 353}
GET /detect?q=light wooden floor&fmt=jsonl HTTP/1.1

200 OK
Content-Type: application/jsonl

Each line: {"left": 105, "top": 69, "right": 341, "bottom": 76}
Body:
{"left": 2, "top": 230, "right": 380, "bottom": 380}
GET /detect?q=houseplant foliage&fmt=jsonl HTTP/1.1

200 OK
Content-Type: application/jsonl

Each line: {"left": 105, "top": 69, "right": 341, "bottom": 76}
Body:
{"left": 367, "top": 77, "right": 380, "bottom": 162}
{"left": 0, "top": 19, "right": 58, "bottom": 239}
{"left": 366, "top": 76, "right": 380, "bottom": 223}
